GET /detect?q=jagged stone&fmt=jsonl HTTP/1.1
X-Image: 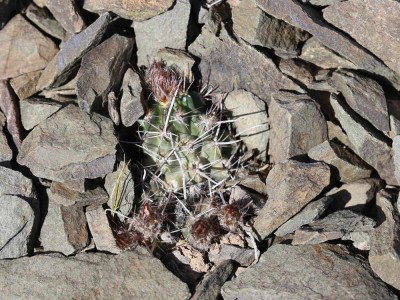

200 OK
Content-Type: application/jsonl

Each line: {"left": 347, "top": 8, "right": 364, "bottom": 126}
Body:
{"left": 269, "top": 91, "right": 327, "bottom": 163}
{"left": 134, "top": 0, "right": 191, "bottom": 66}
{"left": 209, "top": 244, "right": 255, "bottom": 267}
{"left": 76, "top": 34, "right": 134, "bottom": 112}
{"left": 0, "top": 111, "right": 12, "bottom": 163}
{"left": 49, "top": 183, "right": 108, "bottom": 207}
{"left": 253, "top": 160, "right": 330, "bottom": 240}
{"left": 17, "top": 105, "right": 117, "bottom": 181}
{"left": 44, "top": 0, "right": 85, "bottom": 34}
{"left": 9, "top": 70, "right": 42, "bottom": 100}
{"left": 0, "top": 14, "right": 58, "bottom": 80}
{"left": 224, "top": 90, "right": 269, "bottom": 160}
{"left": 20, "top": 97, "right": 62, "bottom": 130}
{"left": 154, "top": 48, "right": 195, "bottom": 80}
{"left": 278, "top": 59, "right": 314, "bottom": 87}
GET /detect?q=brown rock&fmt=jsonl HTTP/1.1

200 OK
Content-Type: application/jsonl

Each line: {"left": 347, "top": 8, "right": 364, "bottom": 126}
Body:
{"left": 0, "top": 110, "right": 12, "bottom": 163}
{"left": 0, "top": 14, "right": 58, "bottom": 80}
{"left": 76, "top": 34, "right": 134, "bottom": 112}
{"left": 256, "top": 0, "right": 400, "bottom": 88}
{"left": 323, "top": 0, "right": 400, "bottom": 76}
{"left": 19, "top": 97, "right": 62, "bottom": 130}
{"left": 188, "top": 26, "right": 301, "bottom": 104}
{"left": 154, "top": 48, "right": 195, "bottom": 81}
{"left": 253, "top": 160, "right": 330, "bottom": 240}
{"left": 44, "top": 0, "right": 85, "bottom": 34}
{"left": 278, "top": 59, "right": 314, "bottom": 87}
{"left": 49, "top": 183, "right": 108, "bottom": 207}
{"left": 119, "top": 69, "right": 144, "bottom": 127}
{"left": 327, "top": 120, "right": 351, "bottom": 147}
{"left": 83, "top": 0, "right": 174, "bottom": 21}
{"left": 330, "top": 70, "right": 389, "bottom": 131}
{"left": 269, "top": 91, "right": 327, "bottom": 163}
{"left": 9, "top": 70, "right": 42, "bottom": 100}
{"left": 369, "top": 190, "right": 400, "bottom": 290}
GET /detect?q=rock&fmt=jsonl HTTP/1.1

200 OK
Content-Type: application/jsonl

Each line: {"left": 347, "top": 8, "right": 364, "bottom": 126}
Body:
{"left": 227, "top": 175, "right": 267, "bottom": 195}
{"left": 20, "top": 97, "right": 62, "bottom": 130}
{"left": 323, "top": 0, "right": 400, "bottom": 76}
{"left": 0, "top": 81, "right": 24, "bottom": 150}
{"left": 17, "top": 105, "right": 117, "bottom": 181}
{"left": 369, "top": 190, "right": 400, "bottom": 290}
{"left": 76, "top": 34, "right": 134, "bottom": 112}
{"left": 44, "top": 0, "right": 85, "bottom": 34}
{"left": 253, "top": 160, "right": 330, "bottom": 240}
{"left": 292, "top": 210, "right": 376, "bottom": 245}
{"left": 330, "top": 94, "right": 396, "bottom": 185}
{"left": 154, "top": 48, "right": 195, "bottom": 80}
{"left": 330, "top": 70, "right": 389, "bottom": 131}
{"left": 222, "top": 244, "right": 395, "bottom": 300}
{"left": 40, "top": 201, "right": 89, "bottom": 255}
{"left": 0, "top": 166, "right": 38, "bottom": 259}
{"left": 209, "top": 244, "right": 255, "bottom": 267}
{"left": 192, "top": 260, "right": 235, "bottom": 300}
{"left": 256, "top": 0, "right": 400, "bottom": 88}
{"left": 275, "top": 196, "right": 332, "bottom": 237}
{"left": 232, "top": 0, "right": 310, "bottom": 58}
{"left": 327, "top": 120, "right": 351, "bottom": 147}
{"left": 326, "top": 178, "right": 381, "bottom": 212}
{"left": 268, "top": 91, "right": 327, "bottom": 163}
{"left": 278, "top": 59, "right": 314, "bottom": 87}
{"left": 83, "top": 0, "right": 174, "bottom": 21}
{"left": 56, "top": 179, "right": 86, "bottom": 193}
{"left": 0, "top": 14, "right": 58, "bottom": 80}
{"left": 0, "top": 0, "right": 17, "bottom": 29}
{"left": 25, "top": 3, "right": 67, "bottom": 40}
{"left": 37, "top": 12, "right": 114, "bottom": 89}
{"left": 342, "top": 231, "right": 371, "bottom": 251}
{"left": 119, "top": 68, "right": 144, "bottom": 127}
{"left": 306, "top": 0, "right": 343, "bottom": 6}
{"left": 394, "top": 135, "right": 400, "bottom": 185}
{"left": 86, "top": 205, "right": 120, "bottom": 254}
{"left": 9, "top": 70, "right": 42, "bottom": 100}
{"left": 188, "top": 26, "right": 301, "bottom": 104}
{"left": 104, "top": 162, "right": 135, "bottom": 220}
{"left": 0, "top": 249, "right": 190, "bottom": 299}
{"left": 0, "top": 111, "right": 12, "bottom": 163}
{"left": 134, "top": 0, "right": 191, "bottom": 66}
{"left": 308, "top": 140, "right": 372, "bottom": 183}
{"left": 49, "top": 183, "right": 108, "bottom": 207}
{"left": 224, "top": 90, "right": 269, "bottom": 160}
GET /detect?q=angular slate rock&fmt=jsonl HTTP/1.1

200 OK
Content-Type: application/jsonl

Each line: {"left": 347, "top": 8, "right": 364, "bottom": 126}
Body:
{"left": 308, "top": 140, "right": 372, "bottom": 183}
{"left": 306, "top": 0, "right": 343, "bottom": 6}
{"left": 232, "top": 0, "right": 310, "bottom": 58}
{"left": 369, "top": 190, "right": 400, "bottom": 290}
{"left": 224, "top": 90, "right": 269, "bottom": 160}
{"left": 134, "top": 0, "right": 191, "bottom": 66}
{"left": 253, "top": 160, "right": 330, "bottom": 240}
{"left": 394, "top": 135, "right": 400, "bottom": 185}
{"left": 188, "top": 26, "right": 301, "bottom": 104}
{"left": 119, "top": 68, "right": 144, "bottom": 127}
{"left": 40, "top": 201, "right": 89, "bottom": 255}
{"left": 209, "top": 244, "right": 255, "bottom": 267}
{"left": 45, "top": 0, "right": 85, "bottom": 34}
{"left": 0, "top": 14, "right": 58, "bottom": 80}
{"left": 323, "top": 0, "right": 400, "bottom": 75}
{"left": 269, "top": 91, "right": 327, "bottom": 163}
{"left": 17, "top": 105, "right": 117, "bottom": 181}
{"left": 20, "top": 97, "right": 62, "bottom": 130}
{"left": 37, "top": 12, "right": 114, "bottom": 89}
{"left": 0, "top": 249, "right": 190, "bottom": 299}
{"left": 275, "top": 196, "right": 332, "bottom": 237}
{"left": 49, "top": 183, "right": 108, "bottom": 207}
{"left": 154, "top": 48, "right": 195, "bottom": 80}
{"left": 0, "top": 111, "right": 12, "bottom": 163}
{"left": 222, "top": 244, "right": 395, "bottom": 300}
{"left": 9, "top": 70, "right": 42, "bottom": 100}
{"left": 83, "top": 0, "right": 174, "bottom": 21}
{"left": 330, "top": 70, "right": 389, "bottom": 131}
{"left": 76, "top": 34, "right": 134, "bottom": 112}
{"left": 278, "top": 59, "right": 314, "bottom": 87}
{"left": 256, "top": 0, "right": 400, "bottom": 88}
{"left": 330, "top": 94, "right": 396, "bottom": 185}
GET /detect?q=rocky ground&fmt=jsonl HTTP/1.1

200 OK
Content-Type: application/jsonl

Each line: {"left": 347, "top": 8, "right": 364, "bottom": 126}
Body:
{"left": 0, "top": 0, "right": 400, "bottom": 299}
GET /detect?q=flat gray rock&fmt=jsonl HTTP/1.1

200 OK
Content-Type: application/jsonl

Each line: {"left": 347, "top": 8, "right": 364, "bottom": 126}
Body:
{"left": 188, "top": 26, "right": 301, "bottom": 104}
{"left": 330, "top": 70, "right": 389, "bottom": 131}
{"left": 209, "top": 244, "right": 255, "bottom": 267}
{"left": 37, "top": 12, "right": 114, "bottom": 89}
{"left": 119, "top": 68, "right": 144, "bottom": 127}
{"left": 330, "top": 94, "right": 396, "bottom": 185}
{"left": 275, "top": 196, "right": 332, "bottom": 237}
{"left": 222, "top": 244, "right": 396, "bottom": 300}
{"left": 45, "top": 0, "right": 85, "bottom": 34}
{"left": 323, "top": 0, "right": 400, "bottom": 75}
{"left": 77, "top": 34, "right": 134, "bottom": 112}
{"left": 0, "top": 249, "right": 190, "bottom": 299}
{"left": 49, "top": 183, "right": 108, "bottom": 207}
{"left": 369, "top": 190, "right": 400, "bottom": 290}
{"left": 134, "top": 0, "right": 191, "bottom": 66}
{"left": 269, "top": 91, "right": 327, "bottom": 163}
{"left": 0, "top": 110, "right": 12, "bottom": 163}
{"left": 253, "top": 160, "right": 330, "bottom": 240}
{"left": 232, "top": 0, "right": 310, "bottom": 58}
{"left": 393, "top": 135, "right": 400, "bottom": 185}
{"left": 224, "top": 90, "right": 269, "bottom": 160}
{"left": 9, "top": 70, "right": 42, "bottom": 100}
{"left": 17, "top": 105, "right": 117, "bottom": 181}
{"left": 308, "top": 140, "right": 372, "bottom": 183}
{"left": 20, "top": 97, "right": 62, "bottom": 130}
